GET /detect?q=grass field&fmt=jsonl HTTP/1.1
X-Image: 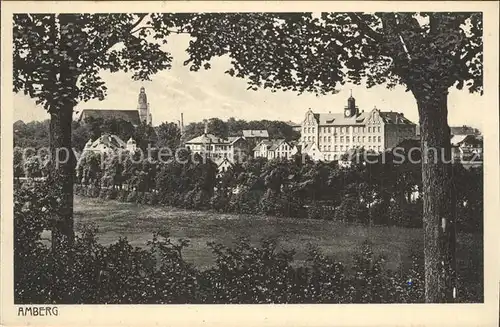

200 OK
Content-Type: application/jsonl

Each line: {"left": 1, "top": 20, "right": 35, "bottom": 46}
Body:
{"left": 71, "top": 195, "right": 482, "bottom": 273}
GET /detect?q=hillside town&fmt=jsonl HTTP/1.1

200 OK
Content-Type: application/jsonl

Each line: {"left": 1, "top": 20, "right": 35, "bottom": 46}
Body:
{"left": 70, "top": 86, "right": 483, "bottom": 174}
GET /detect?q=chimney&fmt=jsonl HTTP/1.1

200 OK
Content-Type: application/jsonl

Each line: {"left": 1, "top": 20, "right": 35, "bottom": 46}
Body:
{"left": 180, "top": 113, "right": 184, "bottom": 134}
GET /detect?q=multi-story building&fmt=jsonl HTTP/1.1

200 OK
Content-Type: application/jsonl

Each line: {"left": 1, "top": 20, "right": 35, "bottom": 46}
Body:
{"left": 253, "top": 139, "right": 298, "bottom": 160}
{"left": 83, "top": 134, "right": 137, "bottom": 154}
{"left": 300, "top": 94, "right": 416, "bottom": 161}
{"left": 185, "top": 122, "right": 248, "bottom": 163}
{"left": 242, "top": 130, "right": 269, "bottom": 142}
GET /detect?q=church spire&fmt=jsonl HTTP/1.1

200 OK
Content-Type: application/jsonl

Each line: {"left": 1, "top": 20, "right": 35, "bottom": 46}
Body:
{"left": 137, "top": 86, "right": 152, "bottom": 125}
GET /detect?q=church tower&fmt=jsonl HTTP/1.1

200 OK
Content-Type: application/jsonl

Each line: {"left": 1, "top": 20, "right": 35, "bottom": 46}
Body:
{"left": 344, "top": 90, "right": 359, "bottom": 118}
{"left": 137, "top": 86, "right": 152, "bottom": 125}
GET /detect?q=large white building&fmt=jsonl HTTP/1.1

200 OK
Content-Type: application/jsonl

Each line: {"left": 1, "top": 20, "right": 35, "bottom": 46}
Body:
{"left": 185, "top": 122, "right": 248, "bottom": 163}
{"left": 253, "top": 139, "right": 298, "bottom": 160}
{"left": 300, "top": 94, "right": 417, "bottom": 161}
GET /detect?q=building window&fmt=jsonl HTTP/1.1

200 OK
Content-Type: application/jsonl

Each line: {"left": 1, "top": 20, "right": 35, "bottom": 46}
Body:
{"left": 378, "top": 136, "right": 381, "bottom": 142}
{"left": 328, "top": 145, "right": 331, "bottom": 151}
{"left": 334, "top": 137, "right": 338, "bottom": 143}
{"left": 324, "top": 136, "right": 327, "bottom": 142}
{"left": 378, "top": 127, "right": 381, "bottom": 133}
{"left": 346, "top": 136, "right": 350, "bottom": 142}
{"left": 363, "top": 136, "right": 366, "bottom": 142}
{"left": 368, "top": 127, "right": 371, "bottom": 133}
{"left": 308, "top": 136, "right": 311, "bottom": 141}
{"left": 340, "top": 145, "right": 343, "bottom": 151}
{"left": 334, "top": 154, "right": 338, "bottom": 160}
{"left": 368, "top": 136, "right": 371, "bottom": 142}
{"left": 327, "top": 127, "right": 331, "bottom": 133}
{"left": 357, "top": 136, "right": 361, "bottom": 142}
{"left": 340, "top": 136, "right": 344, "bottom": 143}
{"left": 328, "top": 136, "right": 331, "bottom": 142}
{"left": 312, "top": 136, "right": 315, "bottom": 142}
{"left": 312, "top": 127, "right": 315, "bottom": 133}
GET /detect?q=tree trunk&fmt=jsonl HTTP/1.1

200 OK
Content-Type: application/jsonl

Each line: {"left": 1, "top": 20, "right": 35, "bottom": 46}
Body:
{"left": 413, "top": 87, "right": 457, "bottom": 303}
{"left": 49, "top": 106, "right": 75, "bottom": 252}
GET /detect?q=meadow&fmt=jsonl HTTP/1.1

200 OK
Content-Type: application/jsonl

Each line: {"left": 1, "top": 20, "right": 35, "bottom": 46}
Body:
{"left": 71, "top": 195, "right": 482, "bottom": 275}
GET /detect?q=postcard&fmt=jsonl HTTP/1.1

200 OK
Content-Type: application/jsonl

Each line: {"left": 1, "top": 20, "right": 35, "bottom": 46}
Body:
{"left": 1, "top": 1, "right": 499, "bottom": 326}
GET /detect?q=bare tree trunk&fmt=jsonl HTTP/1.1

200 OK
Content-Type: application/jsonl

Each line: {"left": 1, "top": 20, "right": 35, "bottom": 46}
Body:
{"left": 49, "top": 106, "right": 75, "bottom": 251}
{"left": 413, "top": 86, "right": 457, "bottom": 303}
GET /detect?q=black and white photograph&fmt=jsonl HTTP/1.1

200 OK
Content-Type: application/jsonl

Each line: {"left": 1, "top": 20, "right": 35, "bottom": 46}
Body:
{"left": 1, "top": 1, "right": 499, "bottom": 326}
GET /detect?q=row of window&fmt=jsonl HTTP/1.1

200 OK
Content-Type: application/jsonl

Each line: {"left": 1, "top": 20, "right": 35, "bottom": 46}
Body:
{"left": 319, "top": 145, "right": 382, "bottom": 152}
{"left": 304, "top": 135, "right": 383, "bottom": 143}
{"left": 303, "top": 126, "right": 382, "bottom": 134}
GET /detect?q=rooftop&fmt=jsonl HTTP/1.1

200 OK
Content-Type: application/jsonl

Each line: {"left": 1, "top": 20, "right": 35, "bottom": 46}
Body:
{"left": 242, "top": 130, "right": 269, "bottom": 138}
{"left": 79, "top": 109, "right": 141, "bottom": 125}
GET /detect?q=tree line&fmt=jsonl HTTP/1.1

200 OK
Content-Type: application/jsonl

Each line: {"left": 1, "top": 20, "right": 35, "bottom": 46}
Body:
{"left": 14, "top": 116, "right": 300, "bottom": 152}
{"left": 54, "top": 147, "right": 483, "bottom": 233}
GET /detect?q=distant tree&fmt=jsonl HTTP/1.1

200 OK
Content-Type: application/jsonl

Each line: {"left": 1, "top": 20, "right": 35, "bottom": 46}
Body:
{"left": 156, "top": 122, "right": 181, "bottom": 150}
{"left": 14, "top": 147, "right": 26, "bottom": 179}
{"left": 174, "top": 12, "right": 483, "bottom": 303}
{"left": 13, "top": 119, "right": 50, "bottom": 149}
{"left": 182, "top": 122, "right": 205, "bottom": 142}
{"left": 134, "top": 122, "right": 158, "bottom": 153}
{"left": 208, "top": 118, "right": 229, "bottom": 139}
{"left": 71, "top": 121, "right": 91, "bottom": 151}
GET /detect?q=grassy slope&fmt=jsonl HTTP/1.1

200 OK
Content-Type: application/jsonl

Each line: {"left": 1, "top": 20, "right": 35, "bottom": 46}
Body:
{"left": 72, "top": 195, "right": 482, "bottom": 274}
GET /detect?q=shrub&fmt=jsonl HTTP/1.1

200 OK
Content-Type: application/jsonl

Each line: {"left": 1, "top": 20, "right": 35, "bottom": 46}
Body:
{"left": 334, "top": 196, "right": 368, "bottom": 223}
{"left": 306, "top": 205, "right": 323, "bottom": 220}
{"left": 107, "top": 189, "right": 118, "bottom": 200}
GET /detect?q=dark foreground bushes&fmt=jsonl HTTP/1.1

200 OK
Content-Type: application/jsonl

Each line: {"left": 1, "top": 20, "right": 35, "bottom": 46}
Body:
{"left": 16, "top": 181, "right": 483, "bottom": 304}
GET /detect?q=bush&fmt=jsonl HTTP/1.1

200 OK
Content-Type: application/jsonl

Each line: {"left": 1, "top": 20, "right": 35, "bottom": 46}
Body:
{"left": 126, "top": 190, "right": 138, "bottom": 203}
{"left": 107, "top": 189, "right": 118, "bottom": 200}
{"left": 334, "top": 196, "right": 368, "bottom": 223}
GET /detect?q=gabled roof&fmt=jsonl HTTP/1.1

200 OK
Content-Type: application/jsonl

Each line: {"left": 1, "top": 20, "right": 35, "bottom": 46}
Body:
{"left": 378, "top": 112, "right": 414, "bottom": 125}
{"left": 228, "top": 136, "right": 246, "bottom": 144}
{"left": 268, "top": 139, "right": 286, "bottom": 151}
{"left": 214, "top": 157, "right": 234, "bottom": 167}
{"left": 186, "top": 133, "right": 226, "bottom": 144}
{"left": 253, "top": 139, "right": 273, "bottom": 151}
{"left": 86, "top": 134, "right": 127, "bottom": 150}
{"left": 80, "top": 109, "right": 141, "bottom": 125}
{"left": 451, "top": 134, "right": 483, "bottom": 147}
{"left": 243, "top": 130, "right": 269, "bottom": 138}
{"left": 186, "top": 134, "right": 247, "bottom": 145}
{"left": 309, "top": 109, "right": 415, "bottom": 126}
{"left": 302, "top": 142, "right": 319, "bottom": 153}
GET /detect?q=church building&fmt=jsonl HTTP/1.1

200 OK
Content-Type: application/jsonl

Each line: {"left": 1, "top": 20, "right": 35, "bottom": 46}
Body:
{"left": 79, "top": 87, "right": 153, "bottom": 126}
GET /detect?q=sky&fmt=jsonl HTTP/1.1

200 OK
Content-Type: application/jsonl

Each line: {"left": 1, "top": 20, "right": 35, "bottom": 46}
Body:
{"left": 13, "top": 34, "right": 485, "bottom": 130}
